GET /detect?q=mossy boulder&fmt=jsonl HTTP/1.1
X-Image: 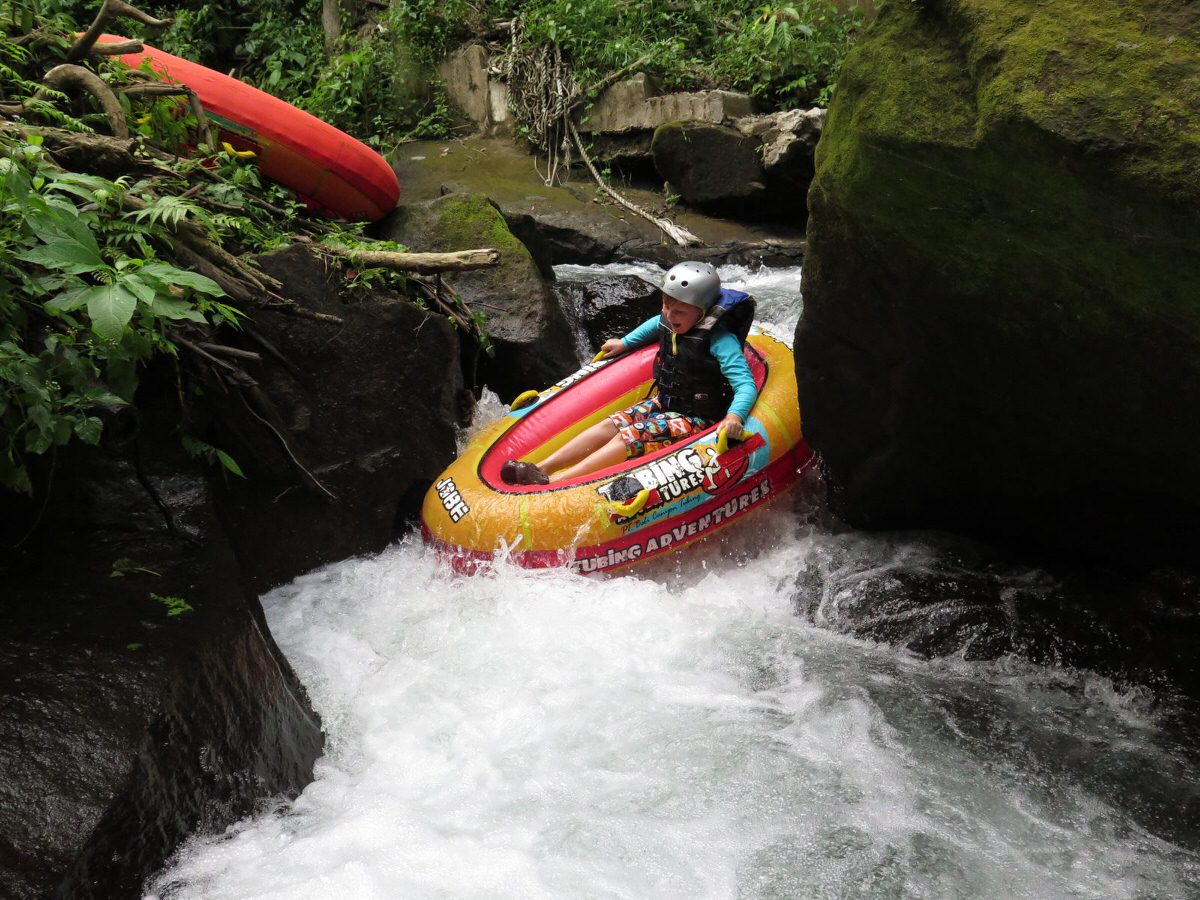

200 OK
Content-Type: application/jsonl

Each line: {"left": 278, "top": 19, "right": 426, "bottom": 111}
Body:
{"left": 795, "top": 0, "right": 1200, "bottom": 563}
{"left": 380, "top": 192, "right": 578, "bottom": 400}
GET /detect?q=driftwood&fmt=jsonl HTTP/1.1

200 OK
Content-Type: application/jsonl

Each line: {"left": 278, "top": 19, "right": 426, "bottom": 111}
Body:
{"left": 338, "top": 247, "right": 501, "bottom": 273}
{"left": 88, "top": 39, "right": 143, "bottom": 55}
{"left": 567, "top": 121, "right": 701, "bottom": 247}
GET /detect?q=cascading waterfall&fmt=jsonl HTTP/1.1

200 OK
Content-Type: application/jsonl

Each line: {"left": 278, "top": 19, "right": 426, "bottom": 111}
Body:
{"left": 146, "top": 265, "right": 1200, "bottom": 899}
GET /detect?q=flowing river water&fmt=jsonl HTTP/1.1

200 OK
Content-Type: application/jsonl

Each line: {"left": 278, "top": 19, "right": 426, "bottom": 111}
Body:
{"left": 146, "top": 265, "right": 1200, "bottom": 899}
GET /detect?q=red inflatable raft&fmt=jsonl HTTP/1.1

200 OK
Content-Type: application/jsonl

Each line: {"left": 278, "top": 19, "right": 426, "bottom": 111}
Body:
{"left": 422, "top": 331, "right": 815, "bottom": 574}
{"left": 98, "top": 35, "right": 400, "bottom": 221}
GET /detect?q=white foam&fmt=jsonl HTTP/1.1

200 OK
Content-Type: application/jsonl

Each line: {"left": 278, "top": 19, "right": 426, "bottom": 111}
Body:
{"left": 147, "top": 526, "right": 1199, "bottom": 899}
{"left": 147, "top": 266, "right": 1199, "bottom": 899}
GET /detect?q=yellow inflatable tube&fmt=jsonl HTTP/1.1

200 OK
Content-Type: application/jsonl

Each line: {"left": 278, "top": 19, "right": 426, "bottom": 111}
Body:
{"left": 421, "top": 331, "right": 814, "bottom": 574}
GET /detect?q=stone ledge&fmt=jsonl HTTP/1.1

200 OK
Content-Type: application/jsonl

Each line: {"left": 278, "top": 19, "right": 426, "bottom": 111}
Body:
{"left": 577, "top": 74, "right": 753, "bottom": 134}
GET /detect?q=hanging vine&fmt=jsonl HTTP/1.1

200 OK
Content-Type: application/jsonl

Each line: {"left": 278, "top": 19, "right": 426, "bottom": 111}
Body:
{"left": 497, "top": 15, "right": 700, "bottom": 246}
{"left": 497, "top": 16, "right": 580, "bottom": 185}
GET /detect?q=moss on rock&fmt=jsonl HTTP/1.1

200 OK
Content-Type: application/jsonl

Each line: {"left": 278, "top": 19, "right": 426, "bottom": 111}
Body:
{"left": 797, "top": 0, "right": 1200, "bottom": 562}
{"left": 380, "top": 192, "right": 578, "bottom": 400}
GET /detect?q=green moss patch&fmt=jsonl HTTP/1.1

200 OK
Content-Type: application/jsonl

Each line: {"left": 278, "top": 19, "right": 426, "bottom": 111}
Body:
{"left": 814, "top": 0, "right": 1200, "bottom": 342}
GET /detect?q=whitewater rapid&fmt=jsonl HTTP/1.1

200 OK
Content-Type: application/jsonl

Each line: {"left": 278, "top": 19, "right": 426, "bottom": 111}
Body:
{"left": 146, "top": 265, "right": 1200, "bottom": 899}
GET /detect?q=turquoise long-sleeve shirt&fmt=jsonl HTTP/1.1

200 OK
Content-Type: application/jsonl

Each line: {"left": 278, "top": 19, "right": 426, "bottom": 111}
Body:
{"left": 620, "top": 314, "right": 758, "bottom": 422}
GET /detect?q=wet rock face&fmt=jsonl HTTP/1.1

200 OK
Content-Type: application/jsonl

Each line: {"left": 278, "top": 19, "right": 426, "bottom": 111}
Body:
{"left": 378, "top": 192, "right": 580, "bottom": 401}
{"left": 556, "top": 275, "right": 662, "bottom": 349}
{"left": 211, "top": 244, "right": 471, "bottom": 594}
{"left": 651, "top": 122, "right": 768, "bottom": 215}
{"left": 789, "top": 524, "right": 1200, "bottom": 848}
{"left": 0, "top": 246, "right": 474, "bottom": 896}
{"left": 0, "top": 421, "right": 321, "bottom": 899}
{"left": 796, "top": 0, "right": 1200, "bottom": 564}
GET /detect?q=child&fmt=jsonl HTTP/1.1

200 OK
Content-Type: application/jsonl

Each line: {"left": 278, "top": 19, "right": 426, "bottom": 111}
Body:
{"left": 501, "top": 261, "right": 757, "bottom": 485}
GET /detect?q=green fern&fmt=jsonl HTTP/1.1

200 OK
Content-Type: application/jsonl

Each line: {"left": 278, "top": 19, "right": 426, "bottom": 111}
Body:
{"left": 126, "top": 195, "right": 210, "bottom": 230}
{"left": 20, "top": 98, "right": 95, "bottom": 132}
{"left": 102, "top": 219, "right": 157, "bottom": 258}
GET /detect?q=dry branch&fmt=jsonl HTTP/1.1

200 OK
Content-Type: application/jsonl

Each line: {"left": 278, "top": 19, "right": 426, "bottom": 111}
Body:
{"left": 197, "top": 343, "right": 263, "bottom": 362}
{"left": 88, "top": 40, "right": 143, "bottom": 55}
{"left": 340, "top": 248, "right": 501, "bottom": 273}
{"left": 567, "top": 121, "right": 701, "bottom": 247}
{"left": 259, "top": 296, "right": 345, "bottom": 324}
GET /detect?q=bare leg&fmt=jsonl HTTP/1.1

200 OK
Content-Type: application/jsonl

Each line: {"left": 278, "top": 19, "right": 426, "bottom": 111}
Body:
{"left": 549, "top": 433, "right": 628, "bottom": 482}
{"left": 537, "top": 419, "right": 619, "bottom": 475}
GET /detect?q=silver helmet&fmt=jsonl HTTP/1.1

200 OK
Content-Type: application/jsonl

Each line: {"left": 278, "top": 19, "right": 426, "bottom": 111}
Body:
{"left": 661, "top": 261, "right": 720, "bottom": 310}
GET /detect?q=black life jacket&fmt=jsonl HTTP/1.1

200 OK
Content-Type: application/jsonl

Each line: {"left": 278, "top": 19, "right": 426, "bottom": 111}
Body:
{"left": 652, "top": 289, "right": 755, "bottom": 421}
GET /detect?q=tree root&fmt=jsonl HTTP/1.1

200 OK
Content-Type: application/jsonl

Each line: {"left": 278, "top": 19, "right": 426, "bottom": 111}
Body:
{"left": 70, "top": 0, "right": 173, "bottom": 62}
{"left": 10, "top": 64, "right": 131, "bottom": 138}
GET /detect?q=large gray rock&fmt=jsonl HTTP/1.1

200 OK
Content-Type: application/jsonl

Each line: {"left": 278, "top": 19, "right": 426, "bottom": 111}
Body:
{"left": 651, "top": 122, "right": 769, "bottom": 215}
{"left": 796, "top": 0, "right": 1200, "bottom": 565}
{"left": 379, "top": 192, "right": 579, "bottom": 400}
{"left": 555, "top": 275, "right": 661, "bottom": 349}
{"left": 211, "top": 243, "right": 472, "bottom": 592}
{"left": 748, "top": 107, "right": 825, "bottom": 198}
{"left": 0, "top": 240, "right": 477, "bottom": 897}
{"left": 0, "top": 404, "right": 322, "bottom": 899}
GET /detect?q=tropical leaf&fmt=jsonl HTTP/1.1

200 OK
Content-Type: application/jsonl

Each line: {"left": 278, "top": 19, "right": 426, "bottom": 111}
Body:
{"left": 140, "top": 262, "right": 226, "bottom": 296}
{"left": 20, "top": 211, "right": 105, "bottom": 274}
{"left": 17, "top": 240, "right": 106, "bottom": 275}
{"left": 82, "top": 283, "right": 139, "bottom": 340}
{"left": 44, "top": 284, "right": 91, "bottom": 313}
{"left": 73, "top": 416, "right": 103, "bottom": 444}
{"left": 150, "top": 293, "right": 207, "bottom": 322}
{"left": 121, "top": 272, "right": 160, "bottom": 306}
{"left": 215, "top": 449, "right": 244, "bottom": 477}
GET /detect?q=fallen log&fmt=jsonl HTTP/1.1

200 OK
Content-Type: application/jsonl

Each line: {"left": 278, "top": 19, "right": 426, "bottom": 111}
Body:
{"left": 334, "top": 247, "right": 501, "bottom": 273}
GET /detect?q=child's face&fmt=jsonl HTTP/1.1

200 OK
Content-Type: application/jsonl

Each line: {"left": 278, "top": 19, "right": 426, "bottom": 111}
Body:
{"left": 661, "top": 296, "right": 703, "bottom": 334}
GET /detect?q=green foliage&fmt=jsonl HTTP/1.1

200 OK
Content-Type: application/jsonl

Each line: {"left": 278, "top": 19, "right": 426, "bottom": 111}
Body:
{"left": 138, "top": 0, "right": 859, "bottom": 146}
{"left": 150, "top": 0, "right": 483, "bottom": 144}
{"left": 0, "top": 133, "right": 248, "bottom": 491}
{"left": 150, "top": 592, "right": 194, "bottom": 615}
{"left": 3, "top": 3, "right": 470, "bottom": 502}
{"left": 512, "top": 0, "right": 862, "bottom": 109}
{"left": 727, "top": 0, "right": 863, "bottom": 107}
{"left": 181, "top": 433, "right": 244, "bottom": 477}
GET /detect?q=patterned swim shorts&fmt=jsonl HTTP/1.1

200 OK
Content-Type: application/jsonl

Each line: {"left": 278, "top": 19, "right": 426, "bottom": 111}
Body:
{"left": 610, "top": 396, "right": 713, "bottom": 459}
